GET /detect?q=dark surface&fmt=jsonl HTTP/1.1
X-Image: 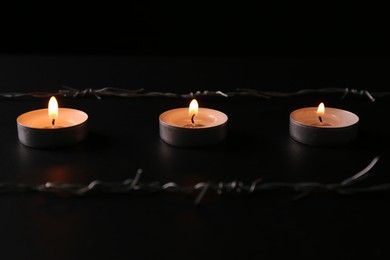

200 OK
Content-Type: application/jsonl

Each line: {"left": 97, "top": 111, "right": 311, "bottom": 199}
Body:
{"left": 1, "top": 55, "right": 390, "bottom": 259}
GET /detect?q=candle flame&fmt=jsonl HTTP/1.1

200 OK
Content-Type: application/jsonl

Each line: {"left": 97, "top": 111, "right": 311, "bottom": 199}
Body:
{"left": 189, "top": 99, "right": 198, "bottom": 116}
{"left": 48, "top": 96, "right": 59, "bottom": 120}
{"left": 317, "top": 102, "right": 325, "bottom": 116}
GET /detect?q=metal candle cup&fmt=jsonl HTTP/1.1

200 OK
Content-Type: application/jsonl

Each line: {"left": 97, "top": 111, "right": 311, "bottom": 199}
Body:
{"left": 17, "top": 101, "right": 88, "bottom": 149}
{"left": 159, "top": 100, "right": 228, "bottom": 147}
{"left": 289, "top": 105, "right": 359, "bottom": 146}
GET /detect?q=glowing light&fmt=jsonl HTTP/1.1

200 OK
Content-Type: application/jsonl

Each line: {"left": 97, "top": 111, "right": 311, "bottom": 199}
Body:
{"left": 48, "top": 96, "right": 58, "bottom": 120}
{"left": 317, "top": 102, "right": 325, "bottom": 116}
{"left": 189, "top": 99, "right": 198, "bottom": 116}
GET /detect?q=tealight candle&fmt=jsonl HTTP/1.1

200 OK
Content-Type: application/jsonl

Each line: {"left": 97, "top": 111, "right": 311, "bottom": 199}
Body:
{"left": 159, "top": 99, "right": 228, "bottom": 147}
{"left": 17, "top": 96, "right": 88, "bottom": 148}
{"left": 289, "top": 102, "right": 359, "bottom": 146}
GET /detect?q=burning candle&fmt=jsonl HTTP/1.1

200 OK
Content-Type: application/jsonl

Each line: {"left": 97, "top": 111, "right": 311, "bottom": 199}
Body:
{"left": 48, "top": 96, "right": 58, "bottom": 127}
{"left": 289, "top": 102, "right": 359, "bottom": 146}
{"left": 17, "top": 96, "right": 88, "bottom": 148}
{"left": 159, "top": 99, "right": 228, "bottom": 147}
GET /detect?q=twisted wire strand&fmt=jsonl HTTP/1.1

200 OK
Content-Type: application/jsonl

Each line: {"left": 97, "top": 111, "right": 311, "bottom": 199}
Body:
{"left": 0, "top": 156, "right": 383, "bottom": 204}
{"left": 0, "top": 87, "right": 388, "bottom": 101}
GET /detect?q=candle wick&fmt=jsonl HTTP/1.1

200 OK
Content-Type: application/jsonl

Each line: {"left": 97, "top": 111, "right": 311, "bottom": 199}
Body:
{"left": 52, "top": 119, "right": 55, "bottom": 126}
{"left": 191, "top": 114, "right": 195, "bottom": 124}
{"left": 318, "top": 116, "right": 323, "bottom": 123}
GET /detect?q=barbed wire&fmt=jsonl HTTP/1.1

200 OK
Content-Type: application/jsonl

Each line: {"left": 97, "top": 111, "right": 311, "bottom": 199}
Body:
{"left": 0, "top": 156, "right": 383, "bottom": 204}
{"left": 0, "top": 87, "right": 387, "bottom": 101}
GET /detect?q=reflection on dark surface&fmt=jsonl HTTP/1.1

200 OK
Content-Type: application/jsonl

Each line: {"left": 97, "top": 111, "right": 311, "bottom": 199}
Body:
{"left": 40, "top": 165, "right": 79, "bottom": 184}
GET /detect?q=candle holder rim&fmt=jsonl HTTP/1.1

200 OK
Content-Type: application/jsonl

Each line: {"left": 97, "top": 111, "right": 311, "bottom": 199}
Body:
{"left": 16, "top": 108, "right": 88, "bottom": 129}
{"left": 290, "top": 107, "right": 359, "bottom": 128}
{"left": 159, "top": 118, "right": 228, "bottom": 130}
{"left": 159, "top": 107, "right": 228, "bottom": 129}
{"left": 17, "top": 120, "right": 88, "bottom": 132}
{"left": 289, "top": 118, "right": 359, "bottom": 130}
{"left": 291, "top": 106, "right": 358, "bottom": 113}
{"left": 160, "top": 106, "right": 227, "bottom": 114}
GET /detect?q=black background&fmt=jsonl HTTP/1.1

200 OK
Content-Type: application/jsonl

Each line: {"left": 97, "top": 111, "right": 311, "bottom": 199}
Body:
{"left": 2, "top": 3, "right": 389, "bottom": 58}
